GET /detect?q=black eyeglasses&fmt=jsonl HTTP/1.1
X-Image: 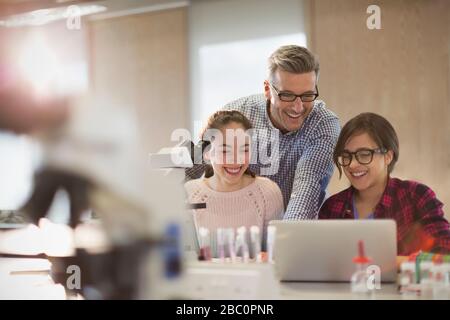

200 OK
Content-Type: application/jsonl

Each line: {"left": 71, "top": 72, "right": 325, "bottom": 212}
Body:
{"left": 269, "top": 83, "right": 319, "bottom": 102}
{"left": 337, "top": 148, "right": 387, "bottom": 167}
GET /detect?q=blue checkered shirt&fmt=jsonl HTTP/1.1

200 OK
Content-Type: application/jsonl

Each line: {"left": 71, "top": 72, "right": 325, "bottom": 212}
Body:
{"left": 186, "top": 94, "right": 340, "bottom": 220}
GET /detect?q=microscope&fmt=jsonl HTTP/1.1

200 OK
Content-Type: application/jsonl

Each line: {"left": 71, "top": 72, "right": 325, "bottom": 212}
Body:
{"left": 1, "top": 95, "right": 190, "bottom": 299}
{"left": 0, "top": 0, "right": 231, "bottom": 298}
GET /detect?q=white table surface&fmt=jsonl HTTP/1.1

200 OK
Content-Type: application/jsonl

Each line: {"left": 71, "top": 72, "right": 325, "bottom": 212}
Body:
{"left": 0, "top": 257, "right": 429, "bottom": 300}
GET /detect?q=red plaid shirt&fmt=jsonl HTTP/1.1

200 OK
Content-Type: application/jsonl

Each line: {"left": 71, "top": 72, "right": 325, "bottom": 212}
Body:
{"left": 319, "top": 177, "right": 450, "bottom": 255}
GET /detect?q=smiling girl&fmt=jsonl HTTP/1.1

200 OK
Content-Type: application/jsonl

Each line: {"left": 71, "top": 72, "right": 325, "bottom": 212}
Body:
{"left": 319, "top": 113, "right": 450, "bottom": 255}
{"left": 184, "top": 110, "right": 284, "bottom": 250}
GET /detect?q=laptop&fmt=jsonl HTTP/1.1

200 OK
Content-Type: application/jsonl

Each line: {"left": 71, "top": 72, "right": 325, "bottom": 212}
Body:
{"left": 270, "top": 220, "right": 397, "bottom": 282}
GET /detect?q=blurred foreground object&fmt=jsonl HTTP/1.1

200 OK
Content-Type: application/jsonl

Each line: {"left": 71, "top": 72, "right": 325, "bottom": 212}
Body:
{"left": 0, "top": 3, "right": 187, "bottom": 298}
{"left": 13, "top": 95, "right": 187, "bottom": 299}
{"left": 0, "top": 88, "right": 70, "bottom": 134}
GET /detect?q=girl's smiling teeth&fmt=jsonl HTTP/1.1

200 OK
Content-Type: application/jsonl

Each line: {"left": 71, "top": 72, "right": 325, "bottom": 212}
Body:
{"left": 350, "top": 171, "right": 368, "bottom": 178}
{"left": 224, "top": 166, "right": 242, "bottom": 175}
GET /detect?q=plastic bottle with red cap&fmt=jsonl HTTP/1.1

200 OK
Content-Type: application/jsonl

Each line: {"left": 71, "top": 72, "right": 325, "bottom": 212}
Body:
{"left": 351, "top": 240, "right": 373, "bottom": 294}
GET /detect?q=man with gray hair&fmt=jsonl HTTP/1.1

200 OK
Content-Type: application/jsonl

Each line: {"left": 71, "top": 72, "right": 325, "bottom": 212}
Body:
{"left": 187, "top": 45, "right": 340, "bottom": 220}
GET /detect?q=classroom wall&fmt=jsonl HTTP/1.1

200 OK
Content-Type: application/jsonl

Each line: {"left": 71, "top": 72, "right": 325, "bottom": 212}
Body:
{"left": 188, "top": 0, "right": 307, "bottom": 134}
{"left": 307, "top": 0, "right": 450, "bottom": 218}
{"left": 88, "top": 7, "right": 189, "bottom": 153}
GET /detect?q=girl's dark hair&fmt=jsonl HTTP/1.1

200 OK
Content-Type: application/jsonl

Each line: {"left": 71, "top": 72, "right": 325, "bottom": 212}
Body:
{"left": 201, "top": 110, "right": 255, "bottom": 178}
{"left": 334, "top": 112, "right": 399, "bottom": 177}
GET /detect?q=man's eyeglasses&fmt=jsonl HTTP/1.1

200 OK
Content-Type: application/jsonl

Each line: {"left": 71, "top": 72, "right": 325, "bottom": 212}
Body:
{"left": 337, "top": 148, "right": 387, "bottom": 167}
{"left": 269, "top": 83, "right": 319, "bottom": 102}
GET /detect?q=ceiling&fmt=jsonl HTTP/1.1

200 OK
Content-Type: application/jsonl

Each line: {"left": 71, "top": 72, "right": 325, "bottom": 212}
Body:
{"left": 0, "top": 0, "right": 189, "bottom": 19}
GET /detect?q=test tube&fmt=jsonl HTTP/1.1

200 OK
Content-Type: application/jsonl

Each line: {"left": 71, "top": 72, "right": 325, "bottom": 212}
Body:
{"left": 250, "top": 225, "right": 262, "bottom": 262}
{"left": 198, "top": 227, "right": 211, "bottom": 261}
{"left": 225, "top": 228, "right": 236, "bottom": 263}
{"left": 236, "top": 226, "right": 250, "bottom": 263}
{"left": 216, "top": 228, "right": 225, "bottom": 262}
{"left": 267, "top": 225, "right": 276, "bottom": 263}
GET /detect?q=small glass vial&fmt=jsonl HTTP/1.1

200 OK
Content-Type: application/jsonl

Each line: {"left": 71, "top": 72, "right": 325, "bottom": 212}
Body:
{"left": 444, "top": 263, "right": 450, "bottom": 299}
{"left": 198, "top": 227, "right": 212, "bottom": 261}
{"left": 216, "top": 228, "right": 225, "bottom": 262}
{"left": 431, "top": 263, "right": 450, "bottom": 300}
{"left": 266, "top": 225, "right": 276, "bottom": 264}
{"left": 351, "top": 262, "right": 370, "bottom": 293}
{"left": 225, "top": 228, "right": 236, "bottom": 263}
{"left": 398, "top": 261, "right": 418, "bottom": 296}
{"left": 235, "top": 226, "right": 250, "bottom": 263}
{"left": 250, "top": 226, "right": 262, "bottom": 262}
{"left": 419, "top": 261, "right": 433, "bottom": 299}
